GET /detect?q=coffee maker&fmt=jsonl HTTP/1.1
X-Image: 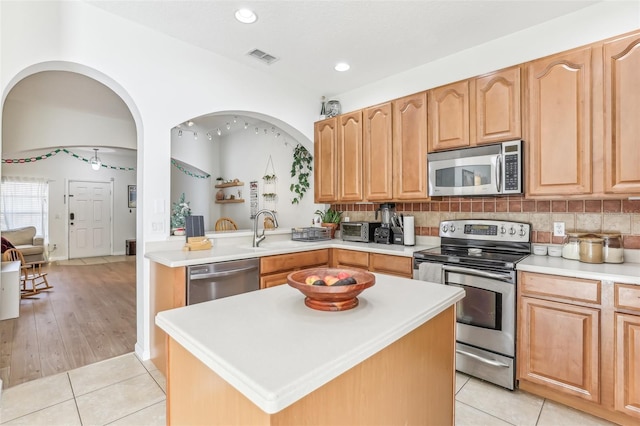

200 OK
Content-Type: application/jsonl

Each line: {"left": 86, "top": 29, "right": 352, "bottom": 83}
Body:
{"left": 374, "top": 203, "right": 395, "bottom": 244}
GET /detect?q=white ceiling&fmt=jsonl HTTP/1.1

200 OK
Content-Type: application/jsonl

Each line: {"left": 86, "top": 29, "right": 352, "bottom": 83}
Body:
{"left": 87, "top": 0, "right": 600, "bottom": 97}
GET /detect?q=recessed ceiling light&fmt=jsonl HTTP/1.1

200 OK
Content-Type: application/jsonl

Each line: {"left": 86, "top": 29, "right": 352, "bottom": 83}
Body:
{"left": 235, "top": 8, "right": 257, "bottom": 24}
{"left": 335, "top": 62, "right": 350, "bottom": 72}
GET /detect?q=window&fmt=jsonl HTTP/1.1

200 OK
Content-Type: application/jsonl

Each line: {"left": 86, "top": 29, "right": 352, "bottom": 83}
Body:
{"left": 1, "top": 177, "right": 49, "bottom": 238}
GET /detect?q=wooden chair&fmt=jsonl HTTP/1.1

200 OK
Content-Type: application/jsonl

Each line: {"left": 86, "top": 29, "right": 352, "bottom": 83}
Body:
{"left": 215, "top": 217, "right": 238, "bottom": 231}
{"left": 2, "top": 248, "right": 52, "bottom": 297}
{"left": 264, "top": 216, "right": 276, "bottom": 229}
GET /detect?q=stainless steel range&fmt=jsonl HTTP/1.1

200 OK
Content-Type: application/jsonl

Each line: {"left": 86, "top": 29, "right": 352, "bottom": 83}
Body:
{"left": 413, "top": 219, "right": 531, "bottom": 390}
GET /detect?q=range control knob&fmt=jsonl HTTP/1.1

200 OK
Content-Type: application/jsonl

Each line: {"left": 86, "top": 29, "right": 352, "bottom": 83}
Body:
{"left": 509, "top": 227, "right": 516, "bottom": 235}
{"left": 519, "top": 225, "right": 527, "bottom": 237}
{"left": 500, "top": 225, "right": 506, "bottom": 234}
{"left": 441, "top": 224, "right": 449, "bottom": 233}
{"left": 450, "top": 224, "right": 456, "bottom": 233}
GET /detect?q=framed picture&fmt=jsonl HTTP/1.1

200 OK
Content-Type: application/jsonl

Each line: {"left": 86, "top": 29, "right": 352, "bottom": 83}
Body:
{"left": 128, "top": 185, "right": 137, "bottom": 208}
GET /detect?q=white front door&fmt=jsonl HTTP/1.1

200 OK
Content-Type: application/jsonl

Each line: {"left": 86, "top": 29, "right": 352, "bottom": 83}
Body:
{"left": 68, "top": 181, "right": 112, "bottom": 259}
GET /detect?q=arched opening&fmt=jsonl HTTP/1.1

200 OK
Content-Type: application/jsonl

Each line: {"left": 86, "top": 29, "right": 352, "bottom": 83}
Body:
{"left": 1, "top": 63, "right": 142, "bottom": 387}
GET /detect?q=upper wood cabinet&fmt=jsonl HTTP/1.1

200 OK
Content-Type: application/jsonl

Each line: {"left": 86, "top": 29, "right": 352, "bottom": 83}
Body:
{"left": 473, "top": 66, "right": 522, "bottom": 144}
{"left": 363, "top": 102, "right": 394, "bottom": 201}
{"left": 428, "top": 66, "right": 522, "bottom": 152}
{"left": 603, "top": 31, "right": 640, "bottom": 195}
{"left": 337, "top": 111, "right": 364, "bottom": 202}
{"left": 527, "top": 46, "right": 593, "bottom": 196}
{"left": 392, "top": 92, "right": 428, "bottom": 200}
{"left": 428, "top": 81, "right": 470, "bottom": 151}
{"left": 314, "top": 117, "right": 338, "bottom": 203}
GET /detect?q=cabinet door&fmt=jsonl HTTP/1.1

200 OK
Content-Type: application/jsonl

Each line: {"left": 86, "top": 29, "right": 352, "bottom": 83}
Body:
{"left": 614, "top": 312, "right": 640, "bottom": 419}
{"left": 314, "top": 118, "right": 338, "bottom": 203}
{"left": 474, "top": 66, "right": 521, "bottom": 144}
{"left": 518, "top": 297, "right": 600, "bottom": 402}
{"left": 428, "top": 81, "right": 470, "bottom": 151}
{"left": 338, "top": 111, "right": 364, "bottom": 201}
{"left": 527, "top": 47, "right": 593, "bottom": 196}
{"left": 393, "top": 92, "right": 428, "bottom": 200}
{"left": 369, "top": 253, "right": 412, "bottom": 278}
{"left": 363, "top": 102, "right": 394, "bottom": 201}
{"left": 260, "top": 271, "right": 290, "bottom": 289}
{"left": 332, "top": 248, "right": 369, "bottom": 269}
{"left": 604, "top": 31, "right": 640, "bottom": 194}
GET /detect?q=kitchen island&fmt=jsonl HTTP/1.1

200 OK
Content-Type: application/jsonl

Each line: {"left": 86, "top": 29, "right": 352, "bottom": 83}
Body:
{"left": 156, "top": 273, "right": 464, "bottom": 425}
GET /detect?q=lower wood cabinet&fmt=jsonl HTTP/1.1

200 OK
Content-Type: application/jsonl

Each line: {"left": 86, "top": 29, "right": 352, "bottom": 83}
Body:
{"left": 260, "top": 249, "right": 329, "bottom": 289}
{"left": 518, "top": 296, "right": 600, "bottom": 402}
{"left": 518, "top": 272, "right": 640, "bottom": 424}
{"left": 614, "top": 284, "right": 640, "bottom": 419}
{"left": 330, "top": 249, "right": 413, "bottom": 279}
{"left": 368, "top": 253, "right": 412, "bottom": 278}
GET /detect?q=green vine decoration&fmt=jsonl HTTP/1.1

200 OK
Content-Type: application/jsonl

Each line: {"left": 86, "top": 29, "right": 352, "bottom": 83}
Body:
{"left": 290, "top": 143, "right": 313, "bottom": 204}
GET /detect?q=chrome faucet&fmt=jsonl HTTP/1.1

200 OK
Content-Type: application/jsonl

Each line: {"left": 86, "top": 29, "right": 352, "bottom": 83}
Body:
{"left": 253, "top": 209, "right": 279, "bottom": 247}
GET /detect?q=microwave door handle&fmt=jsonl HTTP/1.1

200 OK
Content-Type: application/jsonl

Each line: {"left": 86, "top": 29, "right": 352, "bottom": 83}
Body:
{"left": 495, "top": 155, "right": 502, "bottom": 193}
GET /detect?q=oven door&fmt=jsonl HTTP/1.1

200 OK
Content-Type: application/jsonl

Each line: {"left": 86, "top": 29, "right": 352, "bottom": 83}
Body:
{"left": 428, "top": 153, "right": 500, "bottom": 197}
{"left": 443, "top": 265, "right": 515, "bottom": 357}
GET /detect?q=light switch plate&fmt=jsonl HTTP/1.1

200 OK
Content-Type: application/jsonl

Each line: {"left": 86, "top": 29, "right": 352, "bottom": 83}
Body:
{"left": 553, "top": 222, "right": 565, "bottom": 237}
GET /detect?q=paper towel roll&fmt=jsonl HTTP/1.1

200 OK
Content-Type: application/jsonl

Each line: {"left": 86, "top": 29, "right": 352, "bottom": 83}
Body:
{"left": 403, "top": 215, "right": 415, "bottom": 246}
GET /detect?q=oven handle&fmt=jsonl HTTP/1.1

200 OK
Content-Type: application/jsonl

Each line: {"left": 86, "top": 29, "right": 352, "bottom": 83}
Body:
{"left": 456, "top": 349, "right": 510, "bottom": 368}
{"left": 442, "top": 265, "right": 512, "bottom": 282}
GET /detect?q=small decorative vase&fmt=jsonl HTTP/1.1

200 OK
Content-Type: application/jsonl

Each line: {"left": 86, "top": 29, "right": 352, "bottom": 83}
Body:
{"left": 322, "top": 223, "right": 338, "bottom": 239}
{"left": 216, "top": 189, "right": 225, "bottom": 201}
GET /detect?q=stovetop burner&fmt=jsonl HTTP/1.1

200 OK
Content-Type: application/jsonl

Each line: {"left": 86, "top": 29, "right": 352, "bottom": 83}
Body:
{"left": 413, "top": 219, "right": 532, "bottom": 271}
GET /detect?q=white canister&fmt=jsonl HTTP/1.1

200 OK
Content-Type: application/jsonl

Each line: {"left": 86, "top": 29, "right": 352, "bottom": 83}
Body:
{"left": 403, "top": 216, "right": 415, "bottom": 246}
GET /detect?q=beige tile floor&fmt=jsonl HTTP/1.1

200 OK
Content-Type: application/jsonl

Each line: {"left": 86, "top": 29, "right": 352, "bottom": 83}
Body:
{"left": 0, "top": 351, "right": 618, "bottom": 426}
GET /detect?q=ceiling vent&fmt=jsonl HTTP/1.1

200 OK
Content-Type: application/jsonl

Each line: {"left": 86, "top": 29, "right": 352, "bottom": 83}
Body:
{"left": 247, "top": 48, "right": 278, "bottom": 65}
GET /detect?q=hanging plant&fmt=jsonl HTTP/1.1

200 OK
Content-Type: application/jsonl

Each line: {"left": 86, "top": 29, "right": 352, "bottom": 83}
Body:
{"left": 290, "top": 143, "right": 313, "bottom": 204}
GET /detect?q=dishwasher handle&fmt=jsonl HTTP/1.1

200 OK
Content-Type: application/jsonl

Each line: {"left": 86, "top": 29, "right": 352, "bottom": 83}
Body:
{"left": 190, "top": 265, "right": 258, "bottom": 281}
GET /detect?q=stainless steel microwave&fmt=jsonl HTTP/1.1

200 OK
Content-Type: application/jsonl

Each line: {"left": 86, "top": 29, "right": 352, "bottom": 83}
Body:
{"left": 341, "top": 221, "right": 381, "bottom": 243}
{"left": 427, "top": 140, "right": 523, "bottom": 197}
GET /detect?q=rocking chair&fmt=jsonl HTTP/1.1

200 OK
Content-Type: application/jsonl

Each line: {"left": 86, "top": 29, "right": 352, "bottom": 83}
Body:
{"left": 2, "top": 248, "right": 52, "bottom": 297}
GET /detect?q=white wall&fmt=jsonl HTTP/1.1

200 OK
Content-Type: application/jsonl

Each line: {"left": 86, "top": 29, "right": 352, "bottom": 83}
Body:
{"left": 2, "top": 149, "right": 136, "bottom": 260}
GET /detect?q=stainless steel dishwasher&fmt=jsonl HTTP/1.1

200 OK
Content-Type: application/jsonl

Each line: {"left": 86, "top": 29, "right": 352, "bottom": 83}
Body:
{"left": 186, "top": 258, "right": 260, "bottom": 305}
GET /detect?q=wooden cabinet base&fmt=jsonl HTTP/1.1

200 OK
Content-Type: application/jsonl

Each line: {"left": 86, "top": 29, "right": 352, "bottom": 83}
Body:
{"left": 166, "top": 307, "right": 455, "bottom": 425}
{"left": 518, "top": 380, "right": 639, "bottom": 426}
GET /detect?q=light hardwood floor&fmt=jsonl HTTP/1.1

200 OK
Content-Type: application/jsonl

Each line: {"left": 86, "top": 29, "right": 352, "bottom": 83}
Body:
{"left": 0, "top": 257, "right": 136, "bottom": 389}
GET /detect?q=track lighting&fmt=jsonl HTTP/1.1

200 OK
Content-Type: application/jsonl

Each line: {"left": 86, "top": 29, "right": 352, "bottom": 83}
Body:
{"left": 217, "top": 128, "right": 222, "bottom": 136}
{"left": 178, "top": 130, "right": 183, "bottom": 137}
{"left": 90, "top": 148, "right": 102, "bottom": 171}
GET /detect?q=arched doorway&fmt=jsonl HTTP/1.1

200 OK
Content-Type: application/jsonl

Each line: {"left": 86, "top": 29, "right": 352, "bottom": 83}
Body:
{"left": 1, "top": 63, "right": 142, "bottom": 387}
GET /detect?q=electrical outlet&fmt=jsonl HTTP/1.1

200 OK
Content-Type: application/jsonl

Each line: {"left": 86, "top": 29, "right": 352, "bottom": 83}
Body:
{"left": 553, "top": 222, "right": 565, "bottom": 237}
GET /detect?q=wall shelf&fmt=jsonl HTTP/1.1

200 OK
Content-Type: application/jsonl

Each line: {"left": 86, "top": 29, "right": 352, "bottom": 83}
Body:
{"left": 216, "top": 199, "right": 245, "bottom": 204}
{"left": 215, "top": 182, "right": 244, "bottom": 188}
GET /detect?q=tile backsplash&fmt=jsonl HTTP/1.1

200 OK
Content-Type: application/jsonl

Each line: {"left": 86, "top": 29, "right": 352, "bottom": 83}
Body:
{"left": 332, "top": 196, "right": 640, "bottom": 249}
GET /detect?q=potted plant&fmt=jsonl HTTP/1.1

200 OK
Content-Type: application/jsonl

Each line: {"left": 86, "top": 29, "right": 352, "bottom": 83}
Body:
{"left": 171, "top": 193, "right": 191, "bottom": 235}
{"left": 315, "top": 207, "right": 342, "bottom": 239}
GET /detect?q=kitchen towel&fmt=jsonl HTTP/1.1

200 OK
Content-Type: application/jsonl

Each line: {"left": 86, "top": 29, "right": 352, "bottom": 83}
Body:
{"left": 418, "top": 262, "right": 443, "bottom": 284}
{"left": 403, "top": 215, "right": 415, "bottom": 246}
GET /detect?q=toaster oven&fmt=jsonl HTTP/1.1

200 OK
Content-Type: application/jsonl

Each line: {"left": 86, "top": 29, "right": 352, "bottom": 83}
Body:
{"left": 341, "top": 222, "right": 381, "bottom": 243}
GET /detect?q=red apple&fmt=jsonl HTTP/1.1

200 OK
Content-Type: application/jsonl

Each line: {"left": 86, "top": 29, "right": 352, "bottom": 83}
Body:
{"left": 337, "top": 271, "right": 351, "bottom": 280}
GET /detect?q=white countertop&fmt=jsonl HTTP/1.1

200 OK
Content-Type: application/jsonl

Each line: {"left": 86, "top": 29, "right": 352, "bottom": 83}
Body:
{"left": 146, "top": 239, "right": 435, "bottom": 268}
{"left": 517, "top": 255, "right": 640, "bottom": 285}
{"left": 155, "top": 274, "right": 464, "bottom": 414}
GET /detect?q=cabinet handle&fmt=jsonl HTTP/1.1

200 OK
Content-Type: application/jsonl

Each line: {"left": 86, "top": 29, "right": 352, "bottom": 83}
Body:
{"left": 456, "top": 349, "right": 509, "bottom": 368}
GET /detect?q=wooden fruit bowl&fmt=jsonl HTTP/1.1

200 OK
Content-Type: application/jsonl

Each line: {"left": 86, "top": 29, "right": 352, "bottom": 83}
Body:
{"left": 287, "top": 267, "right": 375, "bottom": 311}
